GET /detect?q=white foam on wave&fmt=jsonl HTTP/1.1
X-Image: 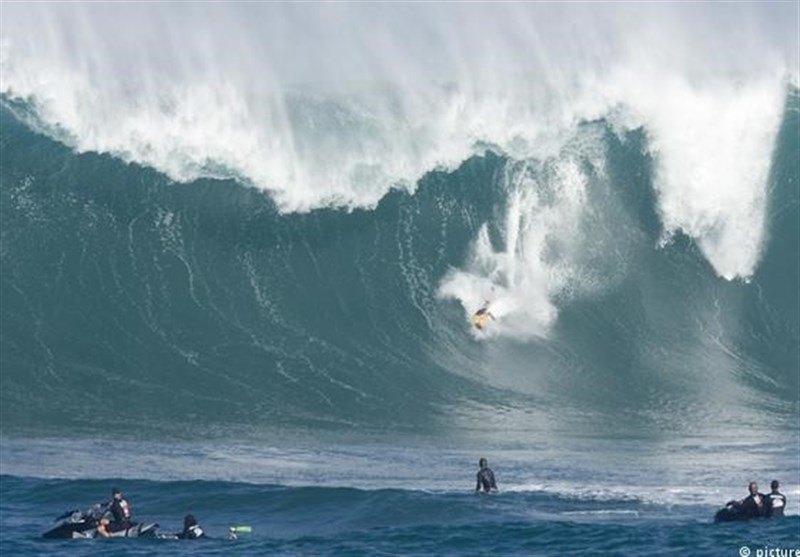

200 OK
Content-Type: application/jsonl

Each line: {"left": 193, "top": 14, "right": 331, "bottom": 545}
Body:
{"left": 600, "top": 68, "right": 787, "bottom": 280}
{"left": 0, "top": 3, "right": 569, "bottom": 213}
{"left": 505, "top": 480, "right": 800, "bottom": 512}
{"left": 437, "top": 138, "right": 609, "bottom": 339}
{"left": 0, "top": 2, "right": 795, "bottom": 286}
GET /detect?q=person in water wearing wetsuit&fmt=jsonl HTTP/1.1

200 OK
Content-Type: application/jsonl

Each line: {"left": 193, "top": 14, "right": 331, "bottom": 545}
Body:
{"left": 475, "top": 458, "right": 498, "bottom": 493}
{"left": 765, "top": 480, "right": 786, "bottom": 518}
{"left": 739, "top": 481, "right": 767, "bottom": 519}
{"left": 97, "top": 487, "right": 133, "bottom": 537}
{"left": 177, "top": 514, "right": 206, "bottom": 539}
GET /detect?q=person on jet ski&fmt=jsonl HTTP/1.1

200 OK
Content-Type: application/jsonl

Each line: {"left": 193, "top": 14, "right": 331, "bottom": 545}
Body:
{"left": 96, "top": 487, "right": 133, "bottom": 537}
{"left": 765, "top": 480, "right": 786, "bottom": 518}
{"left": 739, "top": 481, "right": 767, "bottom": 519}
{"left": 177, "top": 514, "right": 205, "bottom": 539}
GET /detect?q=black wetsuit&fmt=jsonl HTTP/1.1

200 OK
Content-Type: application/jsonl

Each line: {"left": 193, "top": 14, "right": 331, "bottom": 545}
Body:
{"left": 766, "top": 491, "right": 787, "bottom": 518}
{"left": 476, "top": 468, "right": 497, "bottom": 492}
{"left": 177, "top": 524, "right": 205, "bottom": 539}
{"left": 739, "top": 493, "right": 767, "bottom": 519}
{"left": 107, "top": 498, "right": 133, "bottom": 532}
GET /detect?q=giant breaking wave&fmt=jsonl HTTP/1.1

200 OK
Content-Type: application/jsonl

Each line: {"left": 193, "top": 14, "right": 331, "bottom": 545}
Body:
{"left": 0, "top": 3, "right": 797, "bottom": 441}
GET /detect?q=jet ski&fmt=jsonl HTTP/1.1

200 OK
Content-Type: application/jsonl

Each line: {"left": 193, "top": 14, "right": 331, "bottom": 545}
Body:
{"left": 42, "top": 508, "right": 159, "bottom": 539}
{"left": 714, "top": 500, "right": 760, "bottom": 523}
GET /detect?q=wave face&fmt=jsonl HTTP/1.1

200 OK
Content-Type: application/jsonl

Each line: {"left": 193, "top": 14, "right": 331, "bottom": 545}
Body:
{"left": 1, "top": 92, "right": 797, "bottom": 442}
{"left": 0, "top": 3, "right": 798, "bottom": 444}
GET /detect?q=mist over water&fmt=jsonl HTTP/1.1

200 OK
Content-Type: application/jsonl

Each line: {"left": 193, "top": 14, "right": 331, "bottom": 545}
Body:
{"left": 1, "top": 5, "right": 794, "bottom": 268}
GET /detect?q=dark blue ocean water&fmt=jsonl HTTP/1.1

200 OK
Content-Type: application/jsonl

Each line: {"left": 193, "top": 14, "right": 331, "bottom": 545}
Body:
{"left": 2, "top": 440, "right": 799, "bottom": 556}
{"left": 1, "top": 6, "right": 799, "bottom": 551}
{"left": 2, "top": 474, "right": 798, "bottom": 557}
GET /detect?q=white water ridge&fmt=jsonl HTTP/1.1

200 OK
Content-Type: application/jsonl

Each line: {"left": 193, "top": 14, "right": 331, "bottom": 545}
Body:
{"left": 1, "top": 2, "right": 795, "bottom": 287}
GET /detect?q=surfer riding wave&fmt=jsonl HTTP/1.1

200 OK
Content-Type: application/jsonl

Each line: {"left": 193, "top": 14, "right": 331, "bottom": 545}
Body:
{"left": 472, "top": 301, "right": 496, "bottom": 330}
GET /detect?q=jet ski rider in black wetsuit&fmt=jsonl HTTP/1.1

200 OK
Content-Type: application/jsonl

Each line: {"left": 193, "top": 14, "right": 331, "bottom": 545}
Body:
{"left": 97, "top": 487, "right": 133, "bottom": 537}
{"left": 739, "top": 481, "right": 767, "bottom": 519}
{"left": 766, "top": 480, "right": 787, "bottom": 518}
